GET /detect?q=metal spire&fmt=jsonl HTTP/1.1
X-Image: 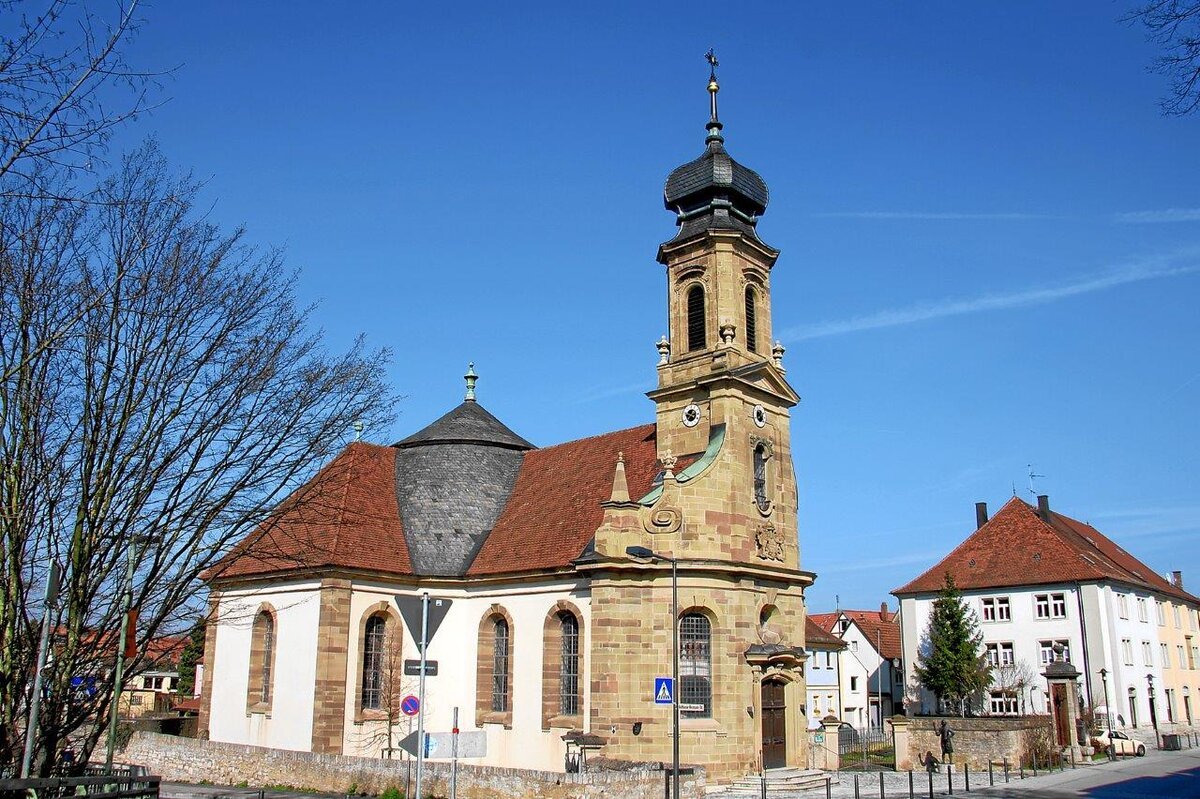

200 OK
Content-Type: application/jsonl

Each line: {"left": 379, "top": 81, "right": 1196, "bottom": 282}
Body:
{"left": 704, "top": 48, "right": 724, "bottom": 145}
{"left": 464, "top": 362, "right": 478, "bottom": 402}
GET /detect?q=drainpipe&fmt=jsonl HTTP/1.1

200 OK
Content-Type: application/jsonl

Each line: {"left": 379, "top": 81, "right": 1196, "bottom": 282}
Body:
{"left": 1075, "top": 584, "right": 1094, "bottom": 709}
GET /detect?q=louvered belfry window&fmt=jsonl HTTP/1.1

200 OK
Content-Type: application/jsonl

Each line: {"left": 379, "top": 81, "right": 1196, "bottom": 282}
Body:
{"left": 361, "top": 614, "right": 386, "bottom": 709}
{"left": 492, "top": 618, "right": 510, "bottom": 712}
{"left": 559, "top": 613, "right": 580, "bottom": 715}
{"left": 753, "top": 443, "right": 769, "bottom": 511}
{"left": 745, "top": 286, "right": 757, "bottom": 353}
{"left": 680, "top": 613, "right": 712, "bottom": 717}
{"left": 687, "top": 285, "right": 706, "bottom": 351}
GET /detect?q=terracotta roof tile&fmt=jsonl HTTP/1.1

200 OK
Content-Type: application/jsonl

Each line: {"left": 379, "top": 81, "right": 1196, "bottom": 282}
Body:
{"left": 205, "top": 442, "right": 412, "bottom": 581}
{"left": 892, "top": 497, "right": 1200, "bottom": 605}
{"left": 808, "top": 612, "right": 840, "bottom": 633}
{"left": 467, "top": 424, "right": 659, "bottom": 575}
{"left": 805, "top": 618, "right": 845, "bottom": 648}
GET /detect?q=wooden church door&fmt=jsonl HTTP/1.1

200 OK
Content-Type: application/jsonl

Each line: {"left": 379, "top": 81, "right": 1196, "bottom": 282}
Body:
{"left": 761, "top": 679, "right": 787, "bottom": 769}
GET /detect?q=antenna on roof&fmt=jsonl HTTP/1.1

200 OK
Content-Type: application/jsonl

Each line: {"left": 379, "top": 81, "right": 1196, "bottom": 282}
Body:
{"left": 353, "top": 419, "right": 363, "bottom": 441}
{"left": 1027, "top": 464, "right": 1045, "bottom": 500}
{"left": 835, "top": 594, "right": 840, "bottom": 612}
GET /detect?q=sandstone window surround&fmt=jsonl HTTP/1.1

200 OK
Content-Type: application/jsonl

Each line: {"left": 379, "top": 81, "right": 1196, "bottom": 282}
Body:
{"left": 352, "top": 602, "right": 404, "bottom": 725}
{"left": 1035, "top": 592, "right": 1066, "bottom": 620}
{"left": 981, "top": 596, "right": 1011, "bottom": 622}
{"left": 540, "top": 600, "right": 584, "bottom": 730}
{"left": 744, "top": 285, "right": 758, "bottom": 353}
{"left": 679, "top": 611, "right": 712, "bottom": 719}
{"left": 246, "top": 605, "right": 277, "bottom": 715}
{"left": 475, "top": 605, "right": 514, "bottom": 728}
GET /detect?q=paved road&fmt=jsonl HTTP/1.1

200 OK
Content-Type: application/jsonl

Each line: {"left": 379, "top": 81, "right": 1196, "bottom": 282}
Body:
{"left": 970, "top": 748, "right": 1200, "bottom": 798}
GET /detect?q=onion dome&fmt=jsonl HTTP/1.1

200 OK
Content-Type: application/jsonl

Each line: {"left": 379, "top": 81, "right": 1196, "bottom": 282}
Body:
{"left": 663, "top": 52, "right": 770, "bottom": 243}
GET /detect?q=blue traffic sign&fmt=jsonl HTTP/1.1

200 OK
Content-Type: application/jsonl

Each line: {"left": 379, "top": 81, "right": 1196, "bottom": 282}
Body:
{"left": 654, "top": 677, "right": 673, "bottom": 705}
{"left": 401, "top": 694, "right": 420, "bottom": 716}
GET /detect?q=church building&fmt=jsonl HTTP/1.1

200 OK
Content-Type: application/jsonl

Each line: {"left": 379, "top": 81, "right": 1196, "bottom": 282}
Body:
{"left": 199, "top": 64, "right": 815, "bottom": 783}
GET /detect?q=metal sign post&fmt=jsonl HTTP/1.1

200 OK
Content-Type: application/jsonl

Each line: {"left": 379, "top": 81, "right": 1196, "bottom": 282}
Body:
{"left": 451, "top": 706, "right": 459, "bottom": 799}
{"left": 21, "top": 562, "right": 59, "bottom": 778}
{"left": 415, "top": 592, "right": 429, "bottom": 799}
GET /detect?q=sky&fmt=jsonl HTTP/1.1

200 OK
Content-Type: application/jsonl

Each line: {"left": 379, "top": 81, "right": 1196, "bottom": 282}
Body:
{"left": 97, "top": 1, "right": 1199, "bottom": 612}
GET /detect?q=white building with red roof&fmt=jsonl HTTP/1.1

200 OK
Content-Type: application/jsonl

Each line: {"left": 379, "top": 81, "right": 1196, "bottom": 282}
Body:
{"left": 808, "top": 606, "right": 904, "bottom": 728}
{"left": 894, "top": 495, "right": 1200, "bottom": 731}
{"left": 198, "top": 66, "right": 818, "bottom": 784}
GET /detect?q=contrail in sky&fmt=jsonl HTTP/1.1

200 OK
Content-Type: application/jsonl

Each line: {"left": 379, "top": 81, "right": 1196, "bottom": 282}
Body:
{"left": 1115, "top": 208, "right": 1200, "bottom": 223}
{"left": 782, "top": 252, "right": 1200, "bottom": 342}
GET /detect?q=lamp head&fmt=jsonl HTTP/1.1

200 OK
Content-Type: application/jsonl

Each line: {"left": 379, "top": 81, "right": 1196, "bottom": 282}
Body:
{"left": 625, "top": 545, "right": 657, "bottom": 561}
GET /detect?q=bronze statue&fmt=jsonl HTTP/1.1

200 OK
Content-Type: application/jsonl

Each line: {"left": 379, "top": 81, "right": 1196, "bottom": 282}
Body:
{"left": 939, "top": 719, "right": 955, "bottom": 763}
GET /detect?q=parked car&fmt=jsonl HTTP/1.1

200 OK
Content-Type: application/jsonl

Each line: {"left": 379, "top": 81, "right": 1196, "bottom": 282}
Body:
{"left": 1090, "top": 730, "right": 1146, "bottom": 757}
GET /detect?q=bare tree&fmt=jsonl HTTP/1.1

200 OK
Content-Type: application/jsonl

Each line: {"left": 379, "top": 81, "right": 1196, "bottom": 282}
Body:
{"left": 1, "top": 0, "right": 156, "bottom": 190}
{"left": 1126, "top": 1, "right": 1200, "bottom": 115}
{"left": 991, "top": 660, "right": 1038, "bottom": 715}
{"left": 0, "top": 141, "right": 395, "bottom": 772}
{"left": 354, "top": 625, "right": 415, "bottom": 759}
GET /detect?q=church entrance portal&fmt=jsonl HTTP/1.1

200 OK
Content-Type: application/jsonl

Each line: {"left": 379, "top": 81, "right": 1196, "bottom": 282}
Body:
{"left": 761, "top": 679, "right": 787, "bottom": 769}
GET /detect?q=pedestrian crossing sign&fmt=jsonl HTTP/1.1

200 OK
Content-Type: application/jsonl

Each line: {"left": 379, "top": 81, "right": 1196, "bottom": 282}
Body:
{"left": 654, "top": 677, "right": 673, "bottom": 705}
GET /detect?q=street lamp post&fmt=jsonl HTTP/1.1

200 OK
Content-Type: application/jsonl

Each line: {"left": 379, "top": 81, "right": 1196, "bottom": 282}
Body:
{"left": 105, "top": 534, "right": 157, "bottom": 772}
{"left": 1099, "top": 669, "right": 1113, "bottom": 758}
{"left": 1146, "top": 674, "right": 1159, "bottom": 749}
{"left": 627, "top": 546, "right": 680, "bottom": 799}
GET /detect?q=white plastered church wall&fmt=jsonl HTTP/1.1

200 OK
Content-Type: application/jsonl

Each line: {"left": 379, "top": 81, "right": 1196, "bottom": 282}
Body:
{"left": 209, "top": 582, "right": 322, "bottom": 750}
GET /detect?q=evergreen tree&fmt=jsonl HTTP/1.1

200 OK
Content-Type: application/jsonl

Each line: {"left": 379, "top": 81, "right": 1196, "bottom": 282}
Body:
{"left": 176, "top": 619, "right": 206, "bottom": 697}
{"left": 913, "top": 573, "right": 991, "bottom": 714}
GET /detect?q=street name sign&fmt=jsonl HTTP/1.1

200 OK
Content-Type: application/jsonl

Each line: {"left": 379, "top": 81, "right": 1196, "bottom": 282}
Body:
{"left": 403, "top": 659, "right": 439, "bottom": 676}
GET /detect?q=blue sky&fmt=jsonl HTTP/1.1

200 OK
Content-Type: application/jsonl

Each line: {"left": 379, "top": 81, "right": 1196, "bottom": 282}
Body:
{"left": 109, "top": 2, "right": 1198, "bottom": 612}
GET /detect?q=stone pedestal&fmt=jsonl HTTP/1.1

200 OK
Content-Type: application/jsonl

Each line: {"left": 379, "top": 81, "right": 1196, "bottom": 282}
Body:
{"left": 891, "top": 717, "right": 913, "bottom": 771}
{"left": 1043, "top": 650, "right": 1084, "bottom": 763}
{"left": 808, "top": 717, "right": 841, "bottom": 771}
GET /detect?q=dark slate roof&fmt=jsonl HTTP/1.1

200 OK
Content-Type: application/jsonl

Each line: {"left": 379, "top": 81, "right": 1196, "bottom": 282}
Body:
{"left": 393, "top": 400, "right": 534, "bottom": 450}
{"left": 662, "top": 138, "right": 770, "bottom": 245}
{"left": 393, "top": 400, "right": 533, "bottom": 576}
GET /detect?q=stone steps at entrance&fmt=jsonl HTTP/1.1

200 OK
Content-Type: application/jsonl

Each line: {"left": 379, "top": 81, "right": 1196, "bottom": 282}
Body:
{"left": 717, "top": 768, "right": 836, "bottom": 796}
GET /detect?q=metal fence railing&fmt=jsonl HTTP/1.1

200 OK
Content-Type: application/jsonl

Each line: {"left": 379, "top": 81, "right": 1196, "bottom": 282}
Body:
{"left": 0, "top": 775, "right": 160, "bottom": 799}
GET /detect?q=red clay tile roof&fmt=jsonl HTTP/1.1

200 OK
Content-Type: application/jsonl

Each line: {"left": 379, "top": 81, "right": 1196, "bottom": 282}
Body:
{"left": 848, "top": 614, "right": 902, "bottom": 660}
{"left": 205, "top": 442, "right": 412, "bottom": 581}
{"left": 807, "top": 612, "right": 840, "bottom": 633}
{"left": 805, "top": 618, "right": 846, "bottom": 649}
{"left": 468, "top": 424, "right": 660, "bottom": 575}
{"left": 143, "top": 635, "right": 188, "bottom": 667}
{"left": 892, "top": 497, "right": 1200, "bottom": 605}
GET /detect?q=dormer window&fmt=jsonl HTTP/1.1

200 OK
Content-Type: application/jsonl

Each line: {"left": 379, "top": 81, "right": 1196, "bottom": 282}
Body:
{"left": 745, "top": 286, "right": 758, "bottom": 353}
{"left": 687, "top": 285, "right": 706, "bottom": 351}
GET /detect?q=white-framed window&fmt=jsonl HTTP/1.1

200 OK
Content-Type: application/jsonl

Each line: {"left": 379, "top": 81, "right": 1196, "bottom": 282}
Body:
{"left": 985, "top": 642, "right": 1015, "bottom": 667}
{"left": 1174, "top": 605, "right": 1182, "bottom": 628}
{"left": 1036, "top": 592, "right": 1067, "bottom": 619}
{"left": 1142, "top": 640, "right": 1154, "bottom": 666}
{"left": 1122, "top": 638, "right": 1134, "bottom": 666}
{"left": 1156, "top": 601, "right": 1166, "bottom": 626}
{"left": 981, "top": 597, "right": 1011, "bottom": 622}
{"left": 850, "top": 640, "right": 858, "bottom": 652}
{"left": 1190, "top": 644, "right": 1198, "bottom": 669}
{"left": 1179, "top": 644, "right": 1188, "bottom": 669}
{"left": 1039, "top": 639, "right": 1071, "bottom": 664}
{"left": 1137, "top": 597, "right": 1148, "bottom": 623}
{"left": 1162, "top": 643, "right": 1171, "bottom": 668}
{"left": 989, "top": 691, "right": 1019, "bottom": 715}
{"left": 1118, "top": 594, "right": 1130, "bottom": 620}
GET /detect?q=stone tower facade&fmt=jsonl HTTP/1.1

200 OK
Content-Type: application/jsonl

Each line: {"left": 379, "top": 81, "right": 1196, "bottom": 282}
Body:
{"left": 585, "top": 64, "right": 812, "bottom": 782}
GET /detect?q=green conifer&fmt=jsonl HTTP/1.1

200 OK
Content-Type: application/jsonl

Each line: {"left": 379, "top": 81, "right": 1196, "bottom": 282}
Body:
{"left": 913, "top": 573, "right": 991, "bottom": 714}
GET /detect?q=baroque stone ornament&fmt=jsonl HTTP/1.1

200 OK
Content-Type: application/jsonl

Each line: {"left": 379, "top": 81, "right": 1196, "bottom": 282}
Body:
{"left": 642, "top": 506, "right": 683, "bottom": 535}
{"left": 755, "top": 522, "right": 785, "bottom": 561}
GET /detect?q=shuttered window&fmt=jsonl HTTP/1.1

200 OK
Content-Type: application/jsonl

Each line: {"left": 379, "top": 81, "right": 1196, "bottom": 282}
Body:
{"left": 745, "top": 286, "right": 757, "bottom": 353}
{"left": 687, "top": 285, "right": 706, "bottom": 351}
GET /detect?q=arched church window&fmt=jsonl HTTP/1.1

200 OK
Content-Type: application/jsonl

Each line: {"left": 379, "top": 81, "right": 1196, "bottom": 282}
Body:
{"left": 680, "top": 612, "right": 712, "bottom": 718}
{"left": 247, "top": 607, "right": 276, "bottom": 711}
{"left": 361, "top": 614, "right": 386, "bottom": 710}
{"left": 559, "top": 612, "right": 580, "bottom": 716}
{"left": 753, "top": 443, "right": 769, "bottom": 512}
{"left": 492, "top": 618, "right": 510, "bottom": 712}
{"left": 687, "top": 285, "right": 706, "bottom": 352}
{"left": 745, "top": 286, "right": 758, "bottom": 353}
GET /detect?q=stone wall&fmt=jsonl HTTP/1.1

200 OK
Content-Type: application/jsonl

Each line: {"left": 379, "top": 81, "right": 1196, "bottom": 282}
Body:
{"left": 906, "top": 717, "right": 1054, "bottom": 771}
{"left": 121, "top": 732, "right": 704, "bottom": 799}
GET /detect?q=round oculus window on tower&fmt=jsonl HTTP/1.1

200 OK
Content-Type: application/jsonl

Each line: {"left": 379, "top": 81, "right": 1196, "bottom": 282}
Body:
{"left": 752, "top": 404, "right": 767, "bottom": 428}
{"left": 682, "top": 403, "right": 702, "bottom": 428}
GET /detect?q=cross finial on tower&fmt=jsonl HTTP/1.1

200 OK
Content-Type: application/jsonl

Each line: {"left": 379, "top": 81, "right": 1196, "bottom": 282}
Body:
{"left": 464, "top": 362, "right": 478, "bottom": 402}
{"left": 704, "top": 48, "right": 724, "bottom": 145}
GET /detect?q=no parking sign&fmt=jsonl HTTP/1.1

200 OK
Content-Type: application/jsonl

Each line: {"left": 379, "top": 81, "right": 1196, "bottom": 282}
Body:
{"left": 401, "top": 695, "right": 420, "bottom": 716}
